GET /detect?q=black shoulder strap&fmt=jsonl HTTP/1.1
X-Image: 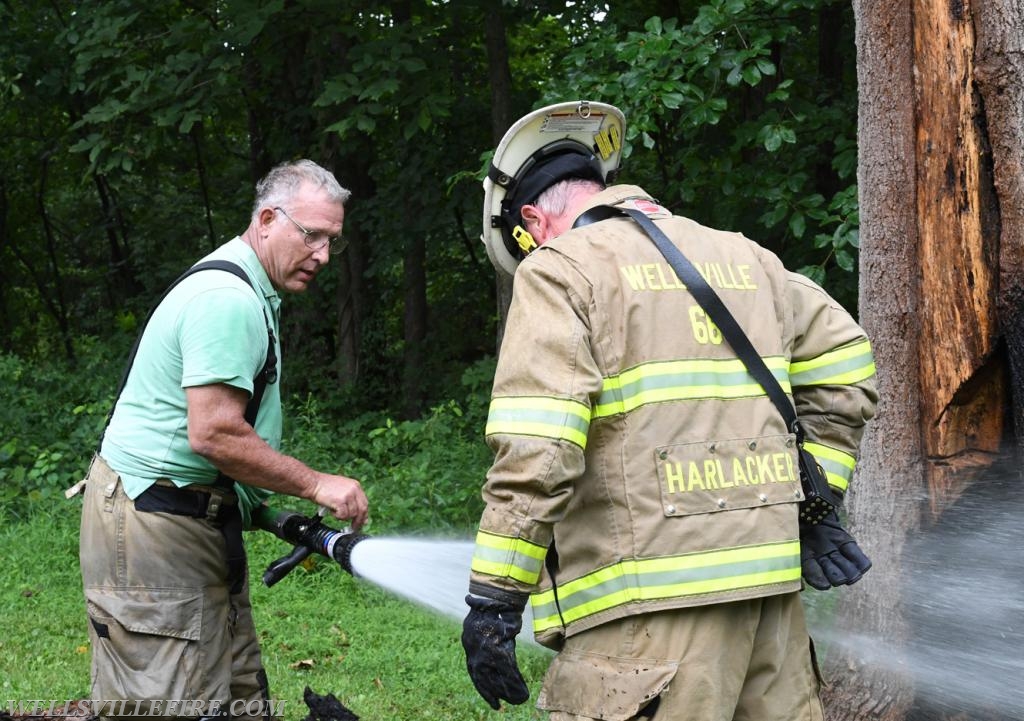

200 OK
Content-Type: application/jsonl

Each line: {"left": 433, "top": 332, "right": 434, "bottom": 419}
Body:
{"left": 576, "top": 205, "right": 803, "bottom": 440}
{"left": 98, "top": 260, "right": 278, "bottom": 451}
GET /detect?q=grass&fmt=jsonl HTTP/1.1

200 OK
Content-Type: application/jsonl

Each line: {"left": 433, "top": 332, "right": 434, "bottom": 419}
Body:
{"left": 0, "top": 503, "right": 552, "bottom": 720}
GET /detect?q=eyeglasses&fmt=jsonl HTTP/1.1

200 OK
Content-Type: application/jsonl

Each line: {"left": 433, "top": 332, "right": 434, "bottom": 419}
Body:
{"left": 273, "top": 207, "right": 345, "bottom": 255}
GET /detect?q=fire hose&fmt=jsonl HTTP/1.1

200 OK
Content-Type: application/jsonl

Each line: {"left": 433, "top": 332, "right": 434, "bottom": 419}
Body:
{"left": 255, "top": 505, "right": 369, "bottom": 587}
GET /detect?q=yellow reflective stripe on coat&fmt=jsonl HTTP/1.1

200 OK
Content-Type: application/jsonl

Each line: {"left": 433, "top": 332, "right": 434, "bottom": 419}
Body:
{"left": 789, "top": 340, "right": 875, "bottom": 386}
{"left": 802, "top": 441, "right": 855, "bottom": 494}
{"left": 594, "top": 356, "right": 791, "bottom": 419}
{"left": 471, "top": 530, "right": 547, "bottom": 585}
{"left": 529, "top": 540, "right": 801, "bottom": 633}
{"left": 486, "top": 396, "right": 591, "bottom": 449}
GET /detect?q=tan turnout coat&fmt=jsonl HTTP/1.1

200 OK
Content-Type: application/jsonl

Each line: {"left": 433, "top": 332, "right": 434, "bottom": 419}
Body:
{"left": 470, "top": 184, "right": 878, "bottom": 648}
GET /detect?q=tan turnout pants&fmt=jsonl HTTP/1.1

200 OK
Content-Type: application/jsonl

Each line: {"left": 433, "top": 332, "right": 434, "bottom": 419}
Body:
{"left": 539, "top": 594, "right": 825, "bottom": 721}
{"left": 79, "top": 456, "right": 269, "bottom": 720}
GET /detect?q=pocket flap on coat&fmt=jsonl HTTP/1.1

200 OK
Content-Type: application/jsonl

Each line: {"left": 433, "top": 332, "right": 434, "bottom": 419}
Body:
{"left": 537, "top": 650, "right": 678, "bottom": 721}
{"left": 86, "top": 587, "right": 203, "bottom": 641}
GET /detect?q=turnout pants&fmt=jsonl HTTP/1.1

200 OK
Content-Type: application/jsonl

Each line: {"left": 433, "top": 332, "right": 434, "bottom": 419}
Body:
{"left": 538, "top": 594, "right": 825, "bottom": 721}
{"left": 79, "top": 456, "right": 270, "bottom": 720}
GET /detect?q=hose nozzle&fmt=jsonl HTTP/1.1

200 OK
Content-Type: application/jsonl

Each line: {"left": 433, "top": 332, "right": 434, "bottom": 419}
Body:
{"left": 329, "top": 531, "right": 369, "bottom": 575}
{"left": 256, "top": 506, "right": 370, "bottom": 586}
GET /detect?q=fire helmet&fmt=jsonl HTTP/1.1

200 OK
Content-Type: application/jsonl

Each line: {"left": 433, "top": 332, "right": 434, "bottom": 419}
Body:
{"left": 482, "top": 100, "right": 626, "bottom": 277}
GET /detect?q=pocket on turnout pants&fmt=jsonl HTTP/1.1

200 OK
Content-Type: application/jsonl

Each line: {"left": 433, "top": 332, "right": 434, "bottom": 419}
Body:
{"left": 538, "top": 649, "right": 678, "bottom": 721}
{"left": 86, "top": 586, "right": 204, "bottom": 703}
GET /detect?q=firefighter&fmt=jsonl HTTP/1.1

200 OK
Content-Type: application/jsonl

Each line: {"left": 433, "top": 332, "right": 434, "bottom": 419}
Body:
{"left": 460, "top": 101, "right": 878, "bottom": 720}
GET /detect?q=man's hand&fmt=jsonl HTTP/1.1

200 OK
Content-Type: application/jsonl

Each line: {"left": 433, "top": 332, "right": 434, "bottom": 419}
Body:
{"left": 310, "top": 474, "right": 368, "bottom": 531}
{"left": 800, "top": 511, "right": 872, "bottom": 590}
{"left": 461, "top": 591, "right": 530, "bottom": 709}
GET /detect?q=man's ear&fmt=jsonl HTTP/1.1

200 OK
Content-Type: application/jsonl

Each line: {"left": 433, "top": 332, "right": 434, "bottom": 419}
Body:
{"left": 256, "top": 207, "right": 278, "bottom": 237}
{"left": 519, "top": 204, "right": 541, "bottom": 226}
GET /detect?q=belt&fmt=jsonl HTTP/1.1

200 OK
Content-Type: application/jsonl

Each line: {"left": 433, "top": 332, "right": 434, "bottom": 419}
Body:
{"left": 135, "top": 481, "right": 246, "bottom": 594}
{"left": 137, "top": 481, "right": 237, "bottom": 523}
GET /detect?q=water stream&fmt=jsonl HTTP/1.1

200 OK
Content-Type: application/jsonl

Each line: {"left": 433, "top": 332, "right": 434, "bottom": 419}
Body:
{"left": 808, "top": 472, "right": 1024, "bottom": 720}
{"left": 348, "top": 536, "right": 540, "bottom": 645}
{"left": 346, "top": 473, "right": 1023, "bottom": 717}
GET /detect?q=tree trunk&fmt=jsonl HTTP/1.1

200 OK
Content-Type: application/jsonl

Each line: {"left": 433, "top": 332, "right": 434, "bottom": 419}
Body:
{"left": 814, "top": 2, "right": 848, "bottom": 201}
{"left": 825, "top": 3, "right": 920, "bottom": 719}
{"left": 914, "top": 0, "right": 1005, "bottom": 510}
{"left": 331, "top": 139, "right": 371, "bottom": 389}
{"left": 191, "top": 125, "right": 218, "bottom": 251}
{"left": 484, "top": 3, "right": 515, "bottom": 351}
{"left": 93, "top": 172, "right": 139, "bottom": 301}
{"left": 835, "top": 1, "right": 1024, "bottom": 720}
{"left": 387, "top": 0, "right": 428, "bottom": 419}
{"left": 0, "top": 178, "right": 13, "bottom": 353}
{"left": 36, "top": 154, "right": 76, "bottom": 362}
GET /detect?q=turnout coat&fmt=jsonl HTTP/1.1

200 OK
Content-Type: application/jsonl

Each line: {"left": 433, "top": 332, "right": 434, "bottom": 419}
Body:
{"left": 469, "top": 184, "right": 878, "bottom": 647}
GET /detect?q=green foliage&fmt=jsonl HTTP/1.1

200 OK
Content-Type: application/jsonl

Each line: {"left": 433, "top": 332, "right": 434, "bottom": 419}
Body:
{"left": 540, "top": 0, "right": 860, "bottom": 308}
{"left": 282, "top": 358, "right": 497, "bottom": 532}
{"left": 0, "top": 0, "right": 861, "bottom": 408}
{"left": 0, "top": 339, "right": 125, "bottom": 516}
{"left": 0, "top": 343, "right": 496, "bottom": 531}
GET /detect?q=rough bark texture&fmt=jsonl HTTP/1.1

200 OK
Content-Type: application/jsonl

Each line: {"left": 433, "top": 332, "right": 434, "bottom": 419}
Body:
{"left": 827, "top": 2, "right": 920, "bottom": 719}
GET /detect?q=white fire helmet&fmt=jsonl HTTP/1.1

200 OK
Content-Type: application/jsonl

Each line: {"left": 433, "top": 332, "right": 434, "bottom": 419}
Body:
{"left": 482, "top": 100, "right": 625, "bottom": 277}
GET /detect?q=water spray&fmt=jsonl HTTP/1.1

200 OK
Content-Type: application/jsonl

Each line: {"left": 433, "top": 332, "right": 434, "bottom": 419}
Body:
{"left": 255, "top": 505, "right": 542, "bottom": 645}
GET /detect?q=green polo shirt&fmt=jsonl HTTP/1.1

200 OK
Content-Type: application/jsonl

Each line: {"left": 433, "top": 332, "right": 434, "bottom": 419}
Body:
{"left": 101, "top": 238, "right": 282, "bottom": 525}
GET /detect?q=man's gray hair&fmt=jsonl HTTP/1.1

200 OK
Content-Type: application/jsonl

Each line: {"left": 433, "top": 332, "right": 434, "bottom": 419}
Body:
{"left": 534, "top": 177, "right": 604, "bottom": 217}
{"left": 252, "top": 159, "right": 351, "bottom": 217}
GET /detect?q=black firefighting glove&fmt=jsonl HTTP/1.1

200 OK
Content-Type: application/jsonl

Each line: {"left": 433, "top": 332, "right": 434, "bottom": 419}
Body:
{"left": 461, "top": 587, "right": 530, "bottom": 709}
{"left": 799, "top": 511, "right": 872, "bottom": 590}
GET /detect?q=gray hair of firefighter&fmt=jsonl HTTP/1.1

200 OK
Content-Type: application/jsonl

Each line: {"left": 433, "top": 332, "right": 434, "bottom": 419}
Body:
{"left": 533, "top": 177, "right": 605, "bottom": 218}
{"left": 252, "top": 159, "right": 351, "bottom": 218}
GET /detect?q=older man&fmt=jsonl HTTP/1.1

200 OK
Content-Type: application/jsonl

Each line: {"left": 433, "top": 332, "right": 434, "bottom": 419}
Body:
{"left": 79, "top": 160, "right": 368, "bottom": 718}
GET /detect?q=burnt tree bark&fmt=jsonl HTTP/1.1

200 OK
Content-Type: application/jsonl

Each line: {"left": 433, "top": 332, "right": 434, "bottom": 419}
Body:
{"left": 975, "top": 0, "right": 1024, "bottom": 456}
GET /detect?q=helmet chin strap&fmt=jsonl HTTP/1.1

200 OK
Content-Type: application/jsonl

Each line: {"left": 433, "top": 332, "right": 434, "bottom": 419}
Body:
{"left": 512, "top": 225, "right": 538, "bottom": 254}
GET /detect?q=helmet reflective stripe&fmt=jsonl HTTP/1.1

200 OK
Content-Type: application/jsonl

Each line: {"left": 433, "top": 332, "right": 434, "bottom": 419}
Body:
{"left": 593, "top": 356, "right": 792, "bottom": 419}
{"left": 529, "top": 540, "right": 801, "bottom": 633}
{"left": 483, "top": 101, "right": 626, "bottom": 278}
{"left": 789, "top": 339, "right": 876, "bottom": 386}
{"left": 471, "top": 530, "right": 547, "bottom": 585}
{"left": 801, "top": 441, "right": 856, "bottom": 494}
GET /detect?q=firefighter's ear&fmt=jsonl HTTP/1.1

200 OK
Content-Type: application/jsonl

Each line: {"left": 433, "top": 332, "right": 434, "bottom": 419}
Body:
{"left": 519, "top": 204, "right": 549, "bottom": 246}
{"left": 520, "top": 204, "right": 541, "bottom": 226}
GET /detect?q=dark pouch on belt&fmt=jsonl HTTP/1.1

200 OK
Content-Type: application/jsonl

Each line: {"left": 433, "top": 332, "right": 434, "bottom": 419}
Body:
{"left": 135, "top": 484, "right": 211, "bottom": 517}
{"left": 798, "top": 447, "right": 841, "bottom": 525}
